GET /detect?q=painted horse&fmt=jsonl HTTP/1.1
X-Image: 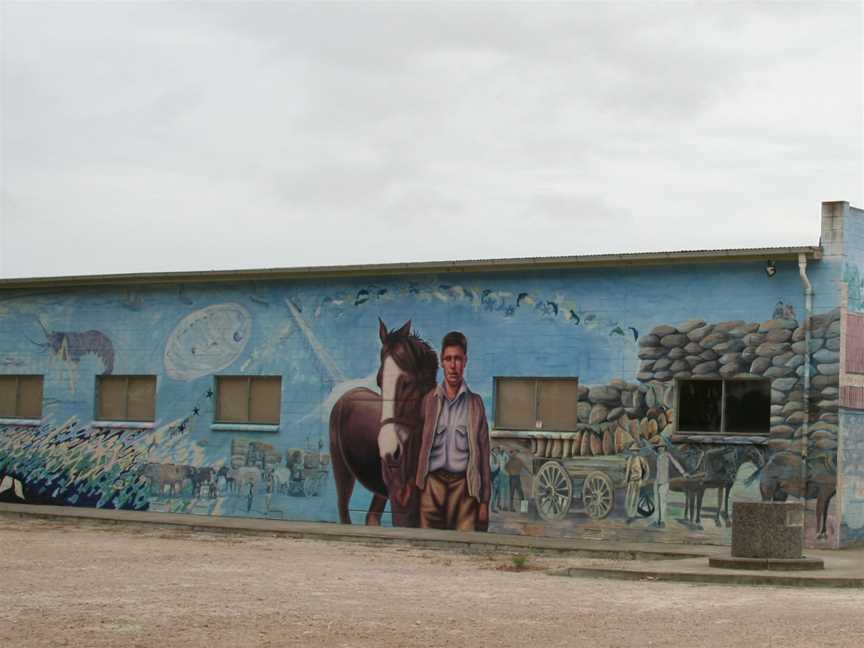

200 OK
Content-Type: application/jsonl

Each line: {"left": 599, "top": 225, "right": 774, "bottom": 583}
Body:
{"left": 752, "top": 450, "right": 836, "bottom": 539}
{"left": 701, "top": 445, "right": 766, "bottom": 527}
{"left": 329, "top": 320, "right": 439, "bottom": 527}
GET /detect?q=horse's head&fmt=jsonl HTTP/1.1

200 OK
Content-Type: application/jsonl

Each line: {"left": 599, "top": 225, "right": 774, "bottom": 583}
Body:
{"left": 376, "top": 319, "right": 438, "bottom": 505}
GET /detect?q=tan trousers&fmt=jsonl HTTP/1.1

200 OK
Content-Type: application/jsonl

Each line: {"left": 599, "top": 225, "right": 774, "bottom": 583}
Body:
{"left": 419, "top": 470, "right": 478, "bottom": 532}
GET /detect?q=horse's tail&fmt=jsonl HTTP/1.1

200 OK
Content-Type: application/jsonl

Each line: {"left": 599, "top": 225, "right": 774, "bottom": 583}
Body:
{"left": 328, "top": 395, "right": 348, "bottom": 467}
{"left": 743, "top": 458, "right": 768, "bottom": 488}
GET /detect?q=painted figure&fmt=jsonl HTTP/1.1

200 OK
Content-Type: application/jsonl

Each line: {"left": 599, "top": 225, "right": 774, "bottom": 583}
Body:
{"left": 329, "top": 320, "right": 439, "bottom": 526}
{"left": 415, "top": 331, "right": 491, "bottom": 531}
{"left": 651, "top": 445, "right": 669, "bottom": 528}
{"left": 624, "top": 448, "right": 649, "bottom": 523}
{"left": 491, "top": 448, "right": 503, "bottom": 512}
{"left": 505, "top": 451, "right": 526, "bottom": 512}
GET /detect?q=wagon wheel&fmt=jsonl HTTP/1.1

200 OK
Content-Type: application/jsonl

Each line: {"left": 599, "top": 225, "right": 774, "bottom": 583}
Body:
{"left": 533, "top": 461, "right": 572, "bottom": 521}
{"left": 303, "top": 475, "right": 321, "bottom": 497}
{"left": 582, "top": 471, "right": 614, "bottom": 519}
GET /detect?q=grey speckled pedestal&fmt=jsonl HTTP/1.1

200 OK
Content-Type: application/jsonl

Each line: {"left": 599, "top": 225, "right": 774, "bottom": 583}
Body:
{"left": 731, "top": 501, "right": 804, "bottom": 559}
{"left": 708, "top": 501, "right": 824, "bottom": 571}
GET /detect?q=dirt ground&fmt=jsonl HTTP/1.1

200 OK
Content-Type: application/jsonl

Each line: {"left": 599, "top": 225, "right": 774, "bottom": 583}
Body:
{"left": 1, "top": 517, "right": 862, "bottom": 648}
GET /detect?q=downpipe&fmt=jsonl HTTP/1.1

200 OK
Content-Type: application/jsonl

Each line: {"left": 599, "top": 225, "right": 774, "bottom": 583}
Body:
{"left": 798, "top": 254, "right": 813, "bottom": 505}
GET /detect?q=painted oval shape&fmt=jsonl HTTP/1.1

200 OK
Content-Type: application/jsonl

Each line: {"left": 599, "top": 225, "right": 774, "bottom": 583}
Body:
{"left": 164, "top": 303, "right": 252, "bottom": 381}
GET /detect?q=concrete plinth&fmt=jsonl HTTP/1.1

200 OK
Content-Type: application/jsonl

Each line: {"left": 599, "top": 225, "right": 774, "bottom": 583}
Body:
{"left": 709, "top": 556, "right": 824, "bottom": 571}
{"left": 731, "top": 501, "right": 805, "bottom": 559}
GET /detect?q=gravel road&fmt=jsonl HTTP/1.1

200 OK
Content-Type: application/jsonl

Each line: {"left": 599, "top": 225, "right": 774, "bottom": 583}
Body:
{"left": 1, "top": 517, "right": 861, "bottom": 648}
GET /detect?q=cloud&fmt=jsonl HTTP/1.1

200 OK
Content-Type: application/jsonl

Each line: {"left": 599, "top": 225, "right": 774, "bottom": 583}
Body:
{"left": 1, "top": 2, "right": 861, "bottom": 277}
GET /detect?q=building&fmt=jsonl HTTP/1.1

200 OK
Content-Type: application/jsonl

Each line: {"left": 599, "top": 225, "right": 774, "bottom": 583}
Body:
{"left": 1, "top": 201, "right": 863, "bottom": 548}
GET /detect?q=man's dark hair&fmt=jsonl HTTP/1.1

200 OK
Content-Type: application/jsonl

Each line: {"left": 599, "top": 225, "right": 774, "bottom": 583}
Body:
{"left": 441, "top": 331, "right": 468, "bottom": 355}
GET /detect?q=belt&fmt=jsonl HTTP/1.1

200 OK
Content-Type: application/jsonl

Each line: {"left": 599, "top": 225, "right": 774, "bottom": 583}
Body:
{"left": 431, "top": 468, "right": 466, "bottom": 481}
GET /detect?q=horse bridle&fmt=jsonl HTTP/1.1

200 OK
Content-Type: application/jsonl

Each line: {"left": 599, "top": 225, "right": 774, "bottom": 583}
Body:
{"left": 379, "top": 416, "right": 422, "bottom": 431}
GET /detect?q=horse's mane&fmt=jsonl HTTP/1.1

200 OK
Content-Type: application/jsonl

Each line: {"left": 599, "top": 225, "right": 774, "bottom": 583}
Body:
{"left": 378, "top": 325, "right": 439, "bottom": 389}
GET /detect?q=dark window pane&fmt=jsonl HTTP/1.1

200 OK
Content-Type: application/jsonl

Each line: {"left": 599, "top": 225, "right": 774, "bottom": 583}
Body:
{"left": 677, "top": 380, "right": 722, "bottom": 432}
{"left": 98, "top": 376, "right": 127, "bottom": 420}
{"left": 495, "top": 379, "right": 536, "bottom": 429}
{"left": 537, "top": 380, "right": 580, "bottom": 431}
{"left": 725, "top": 380, "right": 770, "bottom": 433}
{"left": 0, "top": 376, "right": 18, "bottom": 417}
{"left": 217, "top": 377, "right": 249, "bottom": 422}
{"left": 127, "top": 376, "right": 156, "bottom": 421}
{"left": 249, "top": 377, "right": 281, "bottom": 424}
{"left": 17, "top": 376, "right": 43, "bottom": 419}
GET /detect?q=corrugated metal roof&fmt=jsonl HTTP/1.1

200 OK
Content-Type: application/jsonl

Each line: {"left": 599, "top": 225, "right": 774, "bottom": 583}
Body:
{"left": 0, "top": 245, "right": 822, "bottom": 290}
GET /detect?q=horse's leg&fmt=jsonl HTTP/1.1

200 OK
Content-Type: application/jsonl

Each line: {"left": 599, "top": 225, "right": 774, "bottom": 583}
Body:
{"left": 329, "top": 415, "right": 356, "bottom": 525}
{"left": 714, "top": 487, "right": 723, "bottom": 527}
{"left": 695, "top": 489, "right": 704, "bottom": 529}
{"left": 365, "top": 493, "right": 387, "bottom": 526}
{"left": 817, "top": 490, "right": 835, "bottom": 540}
{"left": 723, "top": 484, "right": 732, "bottom": 526}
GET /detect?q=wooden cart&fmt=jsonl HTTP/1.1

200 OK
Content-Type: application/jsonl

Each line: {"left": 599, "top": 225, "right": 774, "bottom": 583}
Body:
{"left": 532, "top": 455, "right": 631, "bottom": 522}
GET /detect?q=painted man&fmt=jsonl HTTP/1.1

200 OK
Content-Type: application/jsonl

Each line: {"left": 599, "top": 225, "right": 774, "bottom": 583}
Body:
{"left": 505, "top": 451, "right": 526, "bottom": 512}
{"left": 415, "top": 331, "right": 491, "bottom": 532}
{"left": 624, "top": 445, "right": 649, "bottom": 523}
{"left": 650, "top": 444, "right": 670, "bottom": 529}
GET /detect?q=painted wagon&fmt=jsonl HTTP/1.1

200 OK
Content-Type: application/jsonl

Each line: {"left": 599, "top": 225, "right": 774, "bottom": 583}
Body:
{"left": 532, "top": 454, "right": 632, "bottom": 521}
{"left": 285, "top": 449, "right": 331, "bottom": 497}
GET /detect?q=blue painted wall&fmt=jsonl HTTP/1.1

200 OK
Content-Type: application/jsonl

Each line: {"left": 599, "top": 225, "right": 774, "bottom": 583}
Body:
{"left": 0, "top": 253, "right": 847, "bottom": 545}
{"left": 838, "top": 204, "right": 864, "bottom": 544}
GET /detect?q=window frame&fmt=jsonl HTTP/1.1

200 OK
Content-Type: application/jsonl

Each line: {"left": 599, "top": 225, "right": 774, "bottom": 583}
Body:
{"left": 95, "top": 374, "right": 157, "bottom": 423}
{"left": 493, "top": 376, "right": 580, "bottom": 432}
{"left": 0, "top": 374, "right": 44, "bottom": 420}
{"left": 214, "top": 375, "right": 282, "bottom": 426}
{"left": 674, "top": 376, "right": 770, "bottom": 435}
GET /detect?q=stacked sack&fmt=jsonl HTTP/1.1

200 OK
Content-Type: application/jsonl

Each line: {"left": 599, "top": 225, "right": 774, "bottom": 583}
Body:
{"left": 530, "top": 380, "right": 672, "bottom": 458}
{"left": 634, "top": 311, "right": 840, "bottom": 458}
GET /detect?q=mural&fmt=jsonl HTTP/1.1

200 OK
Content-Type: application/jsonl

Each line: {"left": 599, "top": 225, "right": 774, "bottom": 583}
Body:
{"left": 164, "top": 303, "right": 252, "bottom": 381}
{"left": 0, "top": 259, "right": 849, "bottom": 547}
{"left": 330, "top": 323, "right": 490, "bottom": 531}
{"left": 484, "top": 310, "right": 841, "bottom": 543}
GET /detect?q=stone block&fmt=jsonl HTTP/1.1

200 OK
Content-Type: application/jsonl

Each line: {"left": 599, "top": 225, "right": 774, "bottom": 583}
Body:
{"left": 731, "top": 502, "right": 804, "bottom": 559}
{"left": 660, "top": 333, "right": 688, "bottom": 348}
{"left": 687, "top": 325, "right": 713, "bottom": 342}
{"left": 765, "top": 328, "right": 793, "bottom": 343}
{"left": 675, "top": 319, "right": 706, "bottom": 333}
{"left": 651, "top": 324, "right": 678, "bottom": 337}
{"left": 588, "top": 385, "right": 621, "bottom": 403}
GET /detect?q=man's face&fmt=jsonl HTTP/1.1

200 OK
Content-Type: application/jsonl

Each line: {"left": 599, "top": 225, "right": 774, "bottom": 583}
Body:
{"left": 441, "top": 345, "right": 467, "bottom": 391}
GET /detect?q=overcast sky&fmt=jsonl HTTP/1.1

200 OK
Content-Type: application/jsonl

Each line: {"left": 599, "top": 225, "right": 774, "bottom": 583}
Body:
{"left": 0, "top": 1, "right": 862, "bottom": 279}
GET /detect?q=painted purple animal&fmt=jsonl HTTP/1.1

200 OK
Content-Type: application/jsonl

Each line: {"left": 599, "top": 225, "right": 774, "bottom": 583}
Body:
{"left": 140, "top": 463, "right": 194, "bottom": 497}
{"left": 189, "top": 467, "right": 216, "bottom": 498}
{"left": 748, "top": 451, "right": 836, "bottom": 539}
{"left": 329, "top": 320, "right": 439, "bottom": 527}
{"left": 27, "top": 318, "right": 115, "bottom": 374}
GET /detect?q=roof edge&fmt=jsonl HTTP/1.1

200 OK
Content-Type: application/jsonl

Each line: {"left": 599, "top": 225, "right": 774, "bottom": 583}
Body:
{"left": 0, "top": 246, "right": 823, "bottom": 290}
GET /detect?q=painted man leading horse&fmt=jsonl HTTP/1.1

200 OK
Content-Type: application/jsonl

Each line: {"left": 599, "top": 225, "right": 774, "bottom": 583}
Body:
{"left": 328, "top": 320, "right": 491, "bottom": 531}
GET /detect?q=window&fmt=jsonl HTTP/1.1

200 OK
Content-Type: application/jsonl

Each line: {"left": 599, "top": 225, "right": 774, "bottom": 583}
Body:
{"left": 96, "top": 375, "right": 156, "bottom": 422}
{"left": 0, "top": 375, "right": 44, "bottom": 419}
{"left": 676, "top": 378, "right": 770, "bottom": 434}
{"left": 494, "top": 377, "right": 579, "bottom": 431}
{"left": 215, "top": 376, "right": 282, "bottom": 425}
